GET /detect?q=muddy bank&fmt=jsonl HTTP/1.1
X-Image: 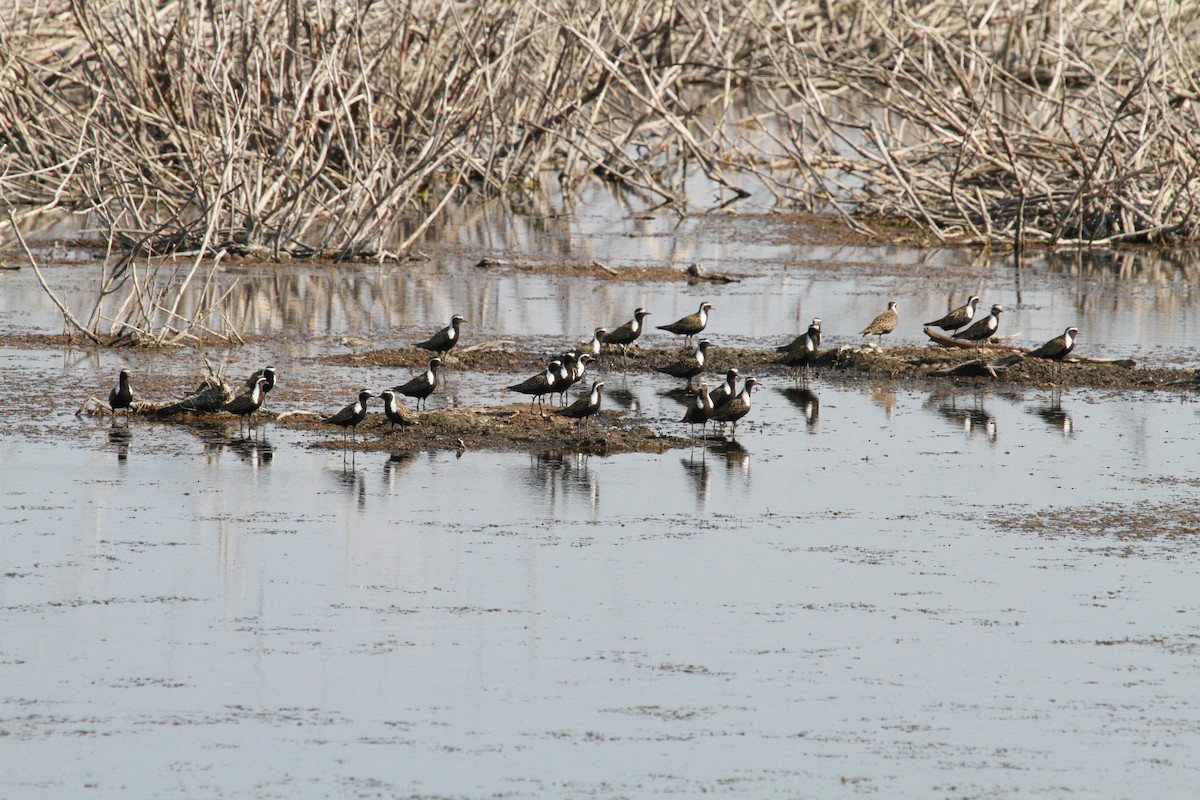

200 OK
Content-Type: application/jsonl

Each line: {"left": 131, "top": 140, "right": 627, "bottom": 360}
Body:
{"left": 328, "top": 341, "right": 1199, "bottom": 392}
{"left": 282, "top": 404, "right": 688, "bottom": 456}
{"left": 35, "top": 331, "right": 1200, "bottom": 459}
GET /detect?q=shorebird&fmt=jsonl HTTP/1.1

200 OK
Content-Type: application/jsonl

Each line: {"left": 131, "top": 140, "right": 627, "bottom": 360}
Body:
{"left": 681, "top": 380, "right": 714, "bottom": 439}
{"left": 710, "top": 367, "right": 740, "bottom": 412}
{"left": 508, "top": 360, "right": 561, "bottom": 415}
{"left": 563, "top": 353, "right": 594, "bottom": 394}
{"left": 925, "top": 296, "right": 980, "bottom": 334}
{"left": 710, "top": 376, "right": 759, "bottom": 437}
{"left": 582, "top": 328, "right": 607, "bottom": 358}
{"left": 108, "top": 369, "right": 133, "bottom": 418}
{"left": 861, "top": 301, "right": 899, "bottom": 344}
{"left": 415, "top": 314, "right": 466, "bottom": 357}
{"left": 656, "top": 339, "right": 714, "bottom": 389}
{"left": 553, "top": 356, "right": 575, "bottom": 406}
{"left": 244, "top": 366, "right": 277, "bottom": 394}
{"left": 324, "top": 389, "right": 373, "bottom": 446}
{"left": 392, "top": 357, "right": 441, "bottom": 410}
{"left": 243, "top": 366, "right": 277, "bottom": 412}
{"left": 777, "top": 319, "right": 822, "bottom": 380}
{"left": 776, "top": 317, "right": 822, "bottom": 355}
{"left": 554, "top": 380, "right": 604, "bottom": 427}
{"left": 224, "top": 376, "right": 268, "bottom": 435}
{"left": 378, "top": 389, "right": 419, "bottom": 429}
{"left": 602, "top": 307, "right": 651, "bottom": 367}
{"left": 1026, "top": 326, "right": 1078, "bottom": 379}
{"left": 656, "top": 302, "right": 712, "bottom": 342}
{"left": 1027, "top": 326, "right": 1078, "bottom": 361}
{"left": 956, "top": 304, "right": 1003, "bottom": 345}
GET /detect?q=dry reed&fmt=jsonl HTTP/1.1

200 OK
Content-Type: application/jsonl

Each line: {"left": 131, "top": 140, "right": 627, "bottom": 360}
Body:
{"left": 1, "top": 0, "right": 1198, "bottom": 264}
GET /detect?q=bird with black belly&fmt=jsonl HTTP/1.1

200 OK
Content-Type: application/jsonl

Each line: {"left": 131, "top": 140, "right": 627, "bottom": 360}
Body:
{"left": 393, "top": 357, "right": 441, "bottom": 411}
{"left": 415, "top": 315, "right": 466, "bottom": 357}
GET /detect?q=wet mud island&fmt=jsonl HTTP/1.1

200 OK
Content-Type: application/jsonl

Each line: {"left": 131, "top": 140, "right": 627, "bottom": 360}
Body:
{"left": 68, "top": 299, "right": 1200, "bottom": 453}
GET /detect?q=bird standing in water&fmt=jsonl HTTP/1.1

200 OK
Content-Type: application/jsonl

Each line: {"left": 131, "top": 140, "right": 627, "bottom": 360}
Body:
{"left": 777, "top": 318, "right": 822, "bottom": 381}
{"left": 710, "top": 377, "right": 760, "bottom": 437}
{"left": 681, "top": 380, "right": 714, "bottom": 440}
{"left": 224, "top": 376, "right": 269, "bottom": 435}
{"left": 109, "top": 369, "right": 133, "bottom": 421}
{"left": 324, "top": 389, "right": 373, "bottom": 447}
{"left": 710, "top": 367, "right": 740, "bottom": 413}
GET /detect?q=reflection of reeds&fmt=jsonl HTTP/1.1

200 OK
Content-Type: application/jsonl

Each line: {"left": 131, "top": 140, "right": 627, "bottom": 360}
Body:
{"left": 2, "top": 0, "right": 1198, "bottom": 258}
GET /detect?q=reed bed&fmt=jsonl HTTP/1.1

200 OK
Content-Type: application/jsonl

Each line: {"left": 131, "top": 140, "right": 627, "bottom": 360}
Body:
{"left": 2, "top": 0, "right": 1199, "bottom": 263}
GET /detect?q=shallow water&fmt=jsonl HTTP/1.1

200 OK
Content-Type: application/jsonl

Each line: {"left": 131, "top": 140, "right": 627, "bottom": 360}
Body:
{"left": 4, "top": 199, "right": 1200, "bottom": 366}
{"left": 3, "top": 202, "right": 1200, "bottom": 797}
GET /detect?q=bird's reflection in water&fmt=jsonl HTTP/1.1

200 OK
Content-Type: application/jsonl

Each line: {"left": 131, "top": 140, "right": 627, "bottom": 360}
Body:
{"left": 778, "top": 387, "right": 820, "bottom": 433}
{"left": 868, "top": 385, "right": 897, "bottom": 419}
{"left": 660, "top": 386, "right": 695, "bottom": 410}
{"left": 331, "top": 463, "right": 367, "bottom": 510}
{"left": 925, "top": 390, "right": 997, "bottom": 443}
{"left": 709, "top": 438, "right": 750, "bottom": 482}
{"left": 526, "top": 450, "right": 599, "bottom": 514}
{"left": 680, "top": 448, "right": 711, "bottom": 509}
{"left": 606, "top": 386, "right": 641, "bottom": 417}
{"left": 382, "top": 451, "right": 419, "bottom": 492}
{"left": 1033, "top": 392, "right": 1074, "bottom": 437}
{"left": 107, "top": 425, "right": 132, "bottom": 463}
{"left": 183, "top": 421, "right": 277, "bottom": 466}
{"left": 228, "top": 433, "right": 275, "bottom": 468}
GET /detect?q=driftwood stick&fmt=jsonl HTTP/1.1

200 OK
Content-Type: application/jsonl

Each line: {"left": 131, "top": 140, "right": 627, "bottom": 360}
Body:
{"left": 923, "top": 327, "right": 1018, "bottom": 349}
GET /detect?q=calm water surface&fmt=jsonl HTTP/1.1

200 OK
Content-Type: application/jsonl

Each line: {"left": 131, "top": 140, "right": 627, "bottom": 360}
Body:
{"left": 2, "top": 201, "right": 1200, "bottom": 798}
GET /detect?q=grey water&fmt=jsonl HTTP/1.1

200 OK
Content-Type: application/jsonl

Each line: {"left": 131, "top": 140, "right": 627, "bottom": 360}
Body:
{"left": 2, "top": 195, "right": 1200, "bottom": 798}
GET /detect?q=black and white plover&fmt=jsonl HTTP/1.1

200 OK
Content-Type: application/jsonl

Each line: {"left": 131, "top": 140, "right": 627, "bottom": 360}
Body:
{"left": 777, "top": 318, "right": 822, "bottom": 379}
{"left": 680, "top": 380, "right": 714, "bottom": 439}
{"left": 602, "top": 307, "right": 651, "bottom": 367}
{"left": 655, "top": 339, "right": 713, "bottom": 389}
{"left": 508, "top": 360, "right": 561, "bottom": 415}
{"left": 554, "top": 380, "right": 604, "bottom": 427}
{"left": 109, "top": 369, "right": 133, "bottom": 418}
{"left": 378, "top": 389, "right": 419, "bottom": 429}
{"left": 925, "top": 296, "right": 980, "bottom": 334}
{"left": 224, "top": 375, "right": 268, "bottom": 434}
{"left": 1026, "top": 326, "right": 1078, "bottom": 380}
{"left": 324, "top": 389, "right": 373, "bottom": 446}
{"left": 393, "top": 357, "right": 441, "bottom": 410}
{"left": 709, "top": 367, "right": 740, "bottom": 412}
{"left": 415, "top": 315, "right": 466, "bottom": 356}
{"left": 956, "top": 304, "right": 1003, "bottom": 344}
{"left": 1027, "top": 326, "right": 1078, "bottom": 361}
{"left": 710, "top": 376, "right": 759, "bottom": 436}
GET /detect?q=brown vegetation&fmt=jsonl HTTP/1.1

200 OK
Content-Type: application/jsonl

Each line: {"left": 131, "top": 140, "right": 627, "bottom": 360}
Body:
{"left": 2, "top": 0, "right": 1199, "bottom": 263}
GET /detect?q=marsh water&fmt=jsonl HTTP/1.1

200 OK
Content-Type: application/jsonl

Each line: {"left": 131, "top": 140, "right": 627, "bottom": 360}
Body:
{"left": 2, "top": 196, "right": 1200, "bottom": 798}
